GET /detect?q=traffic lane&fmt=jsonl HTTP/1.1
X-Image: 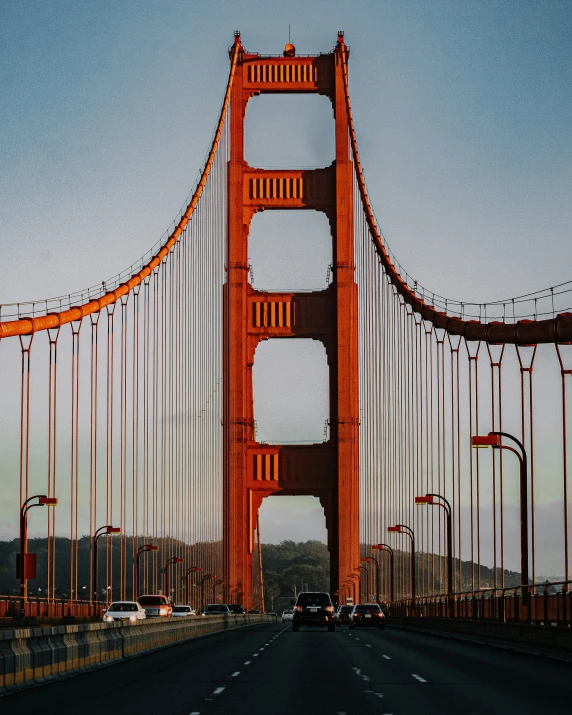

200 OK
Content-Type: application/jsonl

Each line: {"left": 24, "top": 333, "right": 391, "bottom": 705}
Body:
{"left": 0, "top": 622, "right": 283, "bottom": 715}
{"left": 207, "top": 625, "right": 378, "bottom": 715}
{"left": 343, "top": 625, "right": 572, "bottom": 714}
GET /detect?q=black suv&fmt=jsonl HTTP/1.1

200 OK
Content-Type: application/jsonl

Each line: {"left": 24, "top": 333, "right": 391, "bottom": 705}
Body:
{"left": 292, "top": 592, "right": 335, "bottom": 632}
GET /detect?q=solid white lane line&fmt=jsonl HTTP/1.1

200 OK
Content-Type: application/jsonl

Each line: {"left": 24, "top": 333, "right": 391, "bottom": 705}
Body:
{"left": 231, "top": 671, "right": 240, "bottom": 677}
{"left": 213, "top": 687, "right": 226, "bottom": 695}
{"left": 382, "top": 655, "right": 391, "bottom": 660}
{"left": 411, "top": 674, "right": 426, "bottom": 683}
{"left": 244, "top": 660, "right": 251, "bottom": 665}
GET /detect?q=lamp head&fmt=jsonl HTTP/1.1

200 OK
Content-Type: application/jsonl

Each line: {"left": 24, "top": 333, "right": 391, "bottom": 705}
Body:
{"left": 471, "top": 433, "right": 501, "bottom": 448}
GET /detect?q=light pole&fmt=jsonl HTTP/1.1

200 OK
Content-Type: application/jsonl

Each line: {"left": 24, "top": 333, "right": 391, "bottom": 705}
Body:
{"left": 135, "top": 544, "right": 159, "bottom": 599}
{"left": 358, "top": 565, "right": 369, "bottom": 601}
{"left": 348, "top": 573, "right": 360, "bottom": 604}
{"left": 164, "top": 557, "right": 184, "bottom": 602}
{"left": 388, "top": 525, "right": 415, "bottom": 613}
{"left": 93, "top": 525, "right": 121, "bottom": 602}
{"left": 415, "top": 494, "right": 453, "bottom": 614}
{"left": 361, "top": 556, "right": 380, "bottom": 604}
{"left": 371, "top": 543, "right": 395, "bottom": 603}
{"left": 472, "top": 431, "right": 530, "bottom": 606}
{"left": 214, "top": 579, "right": 224, "bottom": 604}
{"left": 184, "top": 566, "right": 201, "bottom": 605}
{"left": 200, "top": 574, "right": 215, "bottom": 611}
{"left": 344, "top": 579, "right": 355, "bottom": 604}
{"left": 19, "top": 495, "right": 58, "bottom": 615}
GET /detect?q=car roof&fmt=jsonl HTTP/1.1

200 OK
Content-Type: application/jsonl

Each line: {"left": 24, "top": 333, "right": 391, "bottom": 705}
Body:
{"left": 108, "top": 601, "right": 139, "bottom": 605}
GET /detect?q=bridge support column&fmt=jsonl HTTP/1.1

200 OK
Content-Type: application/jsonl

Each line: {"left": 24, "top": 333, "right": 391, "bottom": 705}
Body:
{"left": 223, "top": 33, "right": 359, "bottom": 609}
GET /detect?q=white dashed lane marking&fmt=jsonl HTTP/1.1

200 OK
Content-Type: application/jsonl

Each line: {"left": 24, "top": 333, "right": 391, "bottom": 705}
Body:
{"left": 366, "top": 644, "right": 372, "bottom": 648}
{"left": 230, "top": 671, "right": 240, "bottom": 677}
{"left": 244, "top": 660, "right": 251, "bottom": 665}
{"left": 382, "top": 655, "right": 391, "bottom": 660}
{"left": 411, "top": 674, "right": 427, "bottom": 683}
{"left": 213, "top": 687, "right": 226, "bottom": 695}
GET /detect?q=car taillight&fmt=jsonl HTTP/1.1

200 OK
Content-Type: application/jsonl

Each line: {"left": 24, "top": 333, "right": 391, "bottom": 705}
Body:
{"left": 325, "top": 605, "right": 334, "bottom": 613}
{"left": 294, "top": 606, "right": 302, "bottom": 612}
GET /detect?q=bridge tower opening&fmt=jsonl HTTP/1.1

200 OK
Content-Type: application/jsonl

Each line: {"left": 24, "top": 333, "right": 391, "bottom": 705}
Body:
{"left": 223, "top": 33, "right": 359, "bottom": 608}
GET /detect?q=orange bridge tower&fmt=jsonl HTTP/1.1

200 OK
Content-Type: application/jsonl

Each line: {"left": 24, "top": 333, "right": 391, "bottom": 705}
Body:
{"left": 223, "top": 32, "right": 359, "bottom": 608}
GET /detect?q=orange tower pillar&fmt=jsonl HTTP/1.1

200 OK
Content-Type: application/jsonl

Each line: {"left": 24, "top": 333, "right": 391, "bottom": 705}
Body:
{"left": 223, "top": 32, "right": 359, "bottom": 608}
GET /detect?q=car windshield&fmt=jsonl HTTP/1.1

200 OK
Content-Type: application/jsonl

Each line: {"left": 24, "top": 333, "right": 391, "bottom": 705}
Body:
{"left": 108, "top": 603, "right": 137, "bottom": 612}
{"left": 297, "top": 593, "right": 331, "bottom": 607}
{"left": 354, "top": 604, "right": 381, "bottom": 612}
{"left": 138, "top": 596, "right": 167, "bottom": 606}
{"left": 173, "top": 606, "right": 189, "bottom": 612}
{"left": 205, "top": 605, "right": 226, "bottom": 611}
{"left": 339, "top": 606, "right": 353, "bottom": 613}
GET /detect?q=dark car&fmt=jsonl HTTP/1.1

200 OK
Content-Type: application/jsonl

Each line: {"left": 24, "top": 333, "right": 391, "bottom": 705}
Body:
{"left": 225, "top": 603, "right": 246, "bottom": 615}
{"left": 202, "top": 604, "right": 230, "bottom": 616}
{"left": 349, "top": 603, "right": 385, "bottom": 629}
{"left": 335, "top": 604, "right": 353, "bottom": 625}
{"left": 292, "top": 592, "right": 335, "bottom": 632}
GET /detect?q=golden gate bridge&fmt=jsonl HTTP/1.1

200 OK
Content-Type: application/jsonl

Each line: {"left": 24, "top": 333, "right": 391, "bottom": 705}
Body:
{"left": 1, "top": 32, "right": 571, "bottom": 624}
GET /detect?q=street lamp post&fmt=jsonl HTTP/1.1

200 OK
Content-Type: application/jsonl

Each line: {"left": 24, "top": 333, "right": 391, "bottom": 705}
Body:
{"left": 371, "top": 543, "right": 395, "bottom": 603}
{"left": 135, "top": 544, "right": 159, "bottom": 599}
{"left": 361, "top": 556, "right": 380, "bottom": 604}
{"left": 92, "top": 525, "right": 121, "bottom": 602}
{"left": 214, "top": 579, "right": 224, "bottom": 604}
{"left": 19, "top": 495, "right": 58, "bottom": 616}
{"left": 358, "top": 565, "right": 369, "bottom": 601}
{"left": 388, "top": 525, "right": 415, "bottom": 614}
{"left": 348, "top": 573, "right": 360, "bottom": 604}
{"left": 415, "top": 494, "right": 453, "bottom": 615}
{"left": 200, "top": 574, "right": 215, "bottom": 611}
{"left": 184, "top": 566, "right": 201, "bottom": 606}
{"left": 164, "top": 557, "right": 184, "bottom": 602}
{"left": 472, "top": 431, "right": 530, "bottom": 609}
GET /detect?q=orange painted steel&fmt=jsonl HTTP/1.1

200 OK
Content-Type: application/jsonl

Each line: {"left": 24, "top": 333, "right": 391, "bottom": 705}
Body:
{"left": 0, "top": 45, "right": 240, "bottom": 341}
{"left": 223, "top": 33, "right": 360, "bottom": 608}
{"left": 340, "top": 48, "right": 572, "bottom": 346}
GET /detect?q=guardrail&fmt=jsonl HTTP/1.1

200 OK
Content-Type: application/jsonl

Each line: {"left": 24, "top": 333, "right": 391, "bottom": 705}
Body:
{"left": 387, "top": 580, "right": 572, "bottom": 626}
{"left": 0, "top": 613, "right": 275, "bottom": 695}
{"left": 0, "top": 595, "right": 101, "bottom": 621}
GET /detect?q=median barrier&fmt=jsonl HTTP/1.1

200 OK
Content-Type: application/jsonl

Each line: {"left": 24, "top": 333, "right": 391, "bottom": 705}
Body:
{"left": 0, "top": 614, "right": 274, "bottom": 695}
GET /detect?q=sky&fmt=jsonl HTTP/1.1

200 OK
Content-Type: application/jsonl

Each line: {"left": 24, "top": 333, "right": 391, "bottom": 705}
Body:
{"left": 1, "top": 1, "right": 571, "bottom": 554}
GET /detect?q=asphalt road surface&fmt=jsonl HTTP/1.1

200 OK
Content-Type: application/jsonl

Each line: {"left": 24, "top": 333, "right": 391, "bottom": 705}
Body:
{"left": 2, "top": 622, "right": 571, "bottom": 714}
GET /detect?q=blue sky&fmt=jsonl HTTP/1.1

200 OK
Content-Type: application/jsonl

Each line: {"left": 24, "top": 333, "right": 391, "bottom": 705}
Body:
{"left": 1, "top": 1, "right": 571, "bottom": 552}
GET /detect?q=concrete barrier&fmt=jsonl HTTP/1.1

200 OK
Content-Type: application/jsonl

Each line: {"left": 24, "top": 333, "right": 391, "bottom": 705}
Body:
{"left": 0, "top": 614, "right": 274, "bottom": 695}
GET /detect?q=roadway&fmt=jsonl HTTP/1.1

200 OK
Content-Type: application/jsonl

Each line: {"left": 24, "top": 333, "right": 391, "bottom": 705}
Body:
{"left": 2, "top": 621, "right": 571, "bottom": 714}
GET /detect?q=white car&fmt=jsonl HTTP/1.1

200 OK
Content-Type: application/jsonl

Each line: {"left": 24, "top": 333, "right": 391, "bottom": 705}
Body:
{"left": 103, "top": 601, "right": 146, "bottom": 623}
{"left": 282, "top": 609, "right": 294, "bottom": 622}
{"left": 172, "top": 604, "right": 195, "bottom": 617}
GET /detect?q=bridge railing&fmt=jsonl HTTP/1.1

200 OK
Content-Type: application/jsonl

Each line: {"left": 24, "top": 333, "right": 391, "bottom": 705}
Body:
{"left": 0, "top": 594, "right": 102, "bottom": 621}
{"left": 388, "top": 580, "right": 572, "bottom": 627}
